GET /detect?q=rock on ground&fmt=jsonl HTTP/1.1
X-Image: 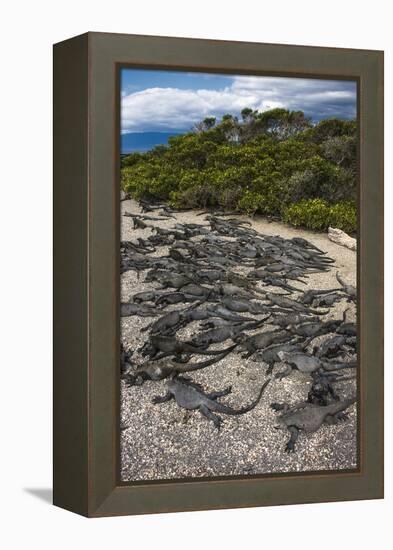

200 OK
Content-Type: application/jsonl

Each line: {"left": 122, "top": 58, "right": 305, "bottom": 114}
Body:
{"left": 328, "top": 227, "right": 357, "bottom": 251}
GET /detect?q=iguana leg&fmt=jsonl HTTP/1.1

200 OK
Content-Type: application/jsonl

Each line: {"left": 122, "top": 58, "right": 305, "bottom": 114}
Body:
{"left": 172, "top": 354, "right": 191, "bottom": 364}
{"left": 199, "top": 405, "right": 222, "bottom": 429}
{"left": 207, "top": 386, "right": 232, "bottom": 400}
{"left": 266, "top": 363, "right": 274, "bottom": 376}
{"left": 329, "top": 384, "right": 340, "bottom": 401}
{"left": 334, "top": 411, "right": 349, "bottom": 422}
{"left": 124, "top": 374, "right": 137, "bottom": 387}
{"left": 275, "top": 365, "right": 292, "bottom": 380}
{"left": 285, "top": 426, "right": 299, "bottom": 453}
{"left": 152, "top": 352, "right": 172, "bottom": 361}
{"left": 152, "top": 392, "right": 173, "bottom": 404}
{"left": 271, "top": 402, "right": 286, "bottom": 412}
{"left": 134, "top": 375, "right": 144, "bottom": 386}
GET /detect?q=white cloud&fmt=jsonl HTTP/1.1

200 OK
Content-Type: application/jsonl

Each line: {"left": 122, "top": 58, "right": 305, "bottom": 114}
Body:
{"left": 121, "top": 76, "right": 356, "bottom": 133}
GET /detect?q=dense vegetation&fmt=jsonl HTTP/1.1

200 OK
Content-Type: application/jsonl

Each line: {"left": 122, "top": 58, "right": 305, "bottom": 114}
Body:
{"left": 121, "top": 108, "right": 357, "bottom": 233}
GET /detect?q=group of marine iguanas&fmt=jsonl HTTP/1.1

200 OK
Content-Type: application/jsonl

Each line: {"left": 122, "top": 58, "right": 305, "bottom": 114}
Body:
{"left": 120, "top": 199, "right": 357, "bottom": 453}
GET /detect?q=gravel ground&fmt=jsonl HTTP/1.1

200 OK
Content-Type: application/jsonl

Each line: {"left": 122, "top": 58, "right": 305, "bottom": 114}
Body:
{"left": 120, "top": 199, "right": 357, "bottom": 482}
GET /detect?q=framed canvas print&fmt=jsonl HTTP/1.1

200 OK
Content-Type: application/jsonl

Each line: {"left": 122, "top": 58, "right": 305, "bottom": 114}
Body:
{"left": 53, "top": 32, "right": 384, "bottom": 517}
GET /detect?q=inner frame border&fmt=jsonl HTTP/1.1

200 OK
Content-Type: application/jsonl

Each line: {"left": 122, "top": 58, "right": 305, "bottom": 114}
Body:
{"left": 115, "top": 64, "right": 361, "bottom": 488}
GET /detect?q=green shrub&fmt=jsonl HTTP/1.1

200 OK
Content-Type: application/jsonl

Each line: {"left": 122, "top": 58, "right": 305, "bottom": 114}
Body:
{"left": 283, "top": 199, "right": 331, "bottom": 230}
{"left": 170, "top": 185, "right": 220, "bottom": 209}
{"left": 329, "top": 201, "right": 357, "bottom": 233}
{"left": 120, "top": 107, "right": 357, "bottom": 225}
{"left": 218, "top": 186, "right": 244, "bottom": 210}
{"left": 237, "top": 190, "right": 265, "bottom": 216}
{"left": 283, "top": 199, "right": 356, "bottom": 233}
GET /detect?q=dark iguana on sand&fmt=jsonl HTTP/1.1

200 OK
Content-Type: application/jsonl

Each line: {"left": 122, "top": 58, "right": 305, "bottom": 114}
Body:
{"left": 152, "top": 376, "right": 271, "bottom": 429}
{"left": 120, "top": 302, "right": 159, "bottom": 318}
{"left": 126, "top": 345, "right": 237, "bottom": 385}
{"left": 336, "top": 272, "right": 357, "bottom": 301}
{"left": 276, "top": 351, "right": 357, "bottom": 379}
{"left": 141, "top": 334, "right": 236, "bottom": 360}
{"left": 235, "top": 329, "right": 292, "bottom": 358}
{"left": 266, "top": 293, "right": 328, "bottom": 315}
{"left": 271, "top": 397, "right": 356, "bottom": 452}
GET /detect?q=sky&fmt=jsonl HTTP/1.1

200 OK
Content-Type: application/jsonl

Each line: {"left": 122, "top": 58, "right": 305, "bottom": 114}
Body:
{"left": 120, "top": 68, "right": 357, "bottom": 137}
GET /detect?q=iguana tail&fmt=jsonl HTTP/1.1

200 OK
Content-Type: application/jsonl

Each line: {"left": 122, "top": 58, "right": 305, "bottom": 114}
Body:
{"left": 327, "top": 396, "right": 356, "bottom": 415}
{"left": 322, "top": 360, "right": 357, "bottom": 372}
{"left": 182, "top": 342, "right": 240, "bottom": 356}
{"left": 213, "top": 378, "right": 271, "bottom": 415}
{"left": 241, "top": 314, "right": 271, "bottom": 331}
{"left": 175, "top": 344, "right": 237, "bottom": 373}
{"left": 336, "top": 271, "right": 346, "bottom": 288}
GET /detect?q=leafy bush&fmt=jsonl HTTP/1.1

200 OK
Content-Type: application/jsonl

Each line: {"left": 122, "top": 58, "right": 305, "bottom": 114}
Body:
{"left": 283, "top": 199, "right": 356, "bottom": 233}
{"left": 219, "top": 186, "right": 244, "bottom": 210}
{"left": 237, "top": 190, "right": 265, "bottom": 216}
{"left": 121, "top": 108, "right": 357, "bottom": 229}
{"left": 329, "top": 201, "right": 357, "bottom": 233}
{"left": 170, "top": 185, "right": 220, "bottom": 209}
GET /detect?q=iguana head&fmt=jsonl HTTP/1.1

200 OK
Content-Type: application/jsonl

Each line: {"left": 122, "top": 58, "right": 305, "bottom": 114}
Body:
{"left": 233, "top": 332, "right": 247, "bottom": 344}
{"left": 277, "top": 351, "right": 289, "bottom": 362}
{"left": 135, "top": 360, "right": 174, "bottom": 381}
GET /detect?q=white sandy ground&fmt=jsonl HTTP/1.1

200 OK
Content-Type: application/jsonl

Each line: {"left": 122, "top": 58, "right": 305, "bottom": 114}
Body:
{"left": 120, "top": 199, "right": 357, "bottom": 482}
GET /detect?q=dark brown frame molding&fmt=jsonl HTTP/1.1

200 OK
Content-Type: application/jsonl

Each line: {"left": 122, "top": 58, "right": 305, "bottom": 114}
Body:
{"left": 53, "top": 32, "right": 384, "bottom": 517}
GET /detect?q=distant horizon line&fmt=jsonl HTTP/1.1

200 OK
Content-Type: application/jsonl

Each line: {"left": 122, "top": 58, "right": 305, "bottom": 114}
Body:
{"left": 121, "top": 116, "right": 356, "bottom": 137}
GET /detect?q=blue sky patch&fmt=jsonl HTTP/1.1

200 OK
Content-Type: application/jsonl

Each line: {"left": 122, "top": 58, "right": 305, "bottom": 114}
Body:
{"left": 120, "top": 68, "right": 357, "bottom": 151}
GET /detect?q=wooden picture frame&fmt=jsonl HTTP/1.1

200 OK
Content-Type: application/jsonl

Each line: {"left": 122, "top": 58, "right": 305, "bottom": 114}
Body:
{"left": 53, "top": 32, "right": 384, "bottom": 517}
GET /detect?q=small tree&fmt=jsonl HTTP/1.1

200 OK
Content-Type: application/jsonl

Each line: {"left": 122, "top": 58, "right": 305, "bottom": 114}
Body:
{"left": 193, "top": 116, "right": 216, "bottom": 133}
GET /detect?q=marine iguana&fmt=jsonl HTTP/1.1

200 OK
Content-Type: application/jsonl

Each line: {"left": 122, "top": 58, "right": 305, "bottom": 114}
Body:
{"left": 311, "top": 292, "right": 345, "bottom": 308}
{"left": 145, "top": 305, "right": 210, "bottom": 336}
{"left": 276, "top": 351, "right": 357, "bottom": 379}
{"left": 199, "top": 318, "right": 243, "bottom": 330}
{"left": 152, "top": 376, "right": 271, "bottom": 429}
{"left": 314, "top": 334, "right": 347, "bottom": 358}
{"left": 132, "top": 290, "right": 162, "bottom": 304}
{"left": 179, "top": 283, "right": 213, "bottom": 299}
{"left": 266, "top": 293, "right": 328, "bottom": 315}
{"left": 275, "top": 351, "right": 323, "bottom": 378}
{"left": 191, "top": 316, "right": 270, "bottom": 347}
{"left": 307, "top": 372, "right": 340, "bottom": 405}
{"left": 206, "top": 304, "right": 256, "bottom": 323}
{"left": 158, "top": 273, "right": 193, "bottom": 289}
{"left": 336, "top": 272, "right": 357, "bottom": 301}
{"left": 289, "top": 319, "right": 341, "bottom": 339}
{"left": 270, "top": 312, "right": 320, "bottom": 328}
{"left": 141, "top": 334, "right": 237, "bottom": 360}
{"left": 120, "top": 344, "right": 133, "bottom": 378}
{"left": 214, "top": 283, "right": 263, "bottom": 300}
{"left": 271, "top": 396, "right": 356, "bottom": 452}
{"left": 226, "top": 271, "right": 264, "bottom": 292}
{"left": 262, "top": 276, "right": 300, "bottom": 293}
{"left": 253, "top": 341, "right": 306, "bottom": 375}
{"left": 289, "top": 237, "right": 326, "bottom": 255}
{"left": 300, "top": 288, "right": 342, "bottom": 305}
{"left": 143, "top": 310, "right": 184, "bottom": 336}
{"left": 155, "top": 291, "right": 200, "bottom": 308}
{"left": 120, "top": 302, "right": 159, "bottom": 317}
{"left": 126, "top": 345, "right": 237, "bottom": 385}
{"left": 235, "top": 329, "right": 292, "bottom": 358}
{"left": 124, "top": 212, "right": 171, "bottom": 222}
{"left": 121, "top": 239, "right": 156, "bottom": 255}
{"left": 336, "top": 308, "right": 357, "bottom": 336}
{"left": 131, "top": 216, "right": 153, "bottom": 230}
{"left": 221, "top": 296, "right": 272, "bottom": 315}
